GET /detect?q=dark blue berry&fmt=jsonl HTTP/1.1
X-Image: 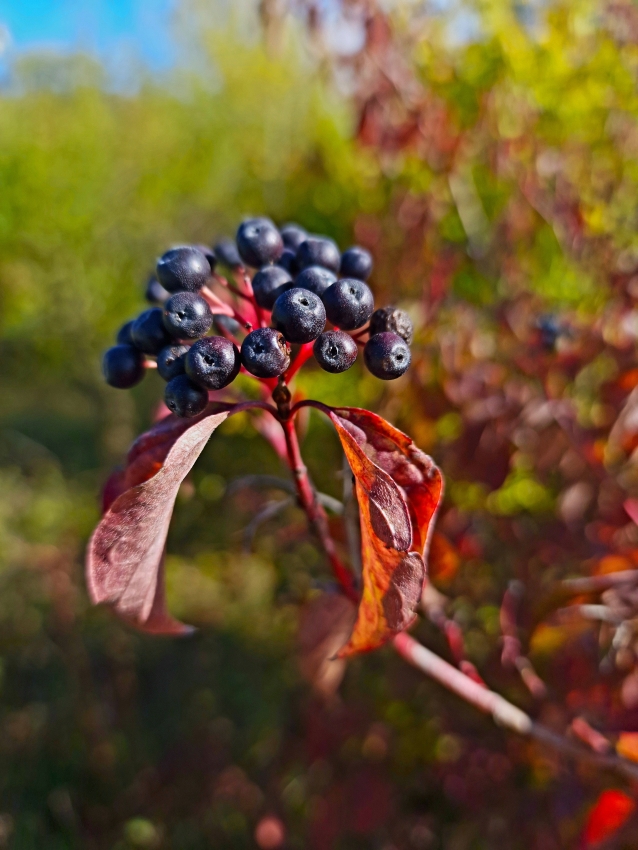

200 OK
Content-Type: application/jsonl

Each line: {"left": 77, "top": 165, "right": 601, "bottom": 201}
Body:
{"left": 252, "top": 265, "right": 293, "bottom": 310}
{"left": 295, "top": 266, "right": 337, "bottom": 298}
{"left": 280, "top": 223, "right": 307, "bottom": 251}
{"left": 185, "top": 336, "right": 241, "bottom": 390}
{"left": 193, "top": 243, "right": 217, "bottom": 272}
{"left": 369, "top": 306, "right": 413, "bottom": 345}
{"left": 164, "top": 374, "right": 208, "bottom": 418}
{"left": 116, "top": 320, "right": 135, "bottom": 346}
{"left": 102, "top": 345, "right": 145, "bottom": 389}
{"left": 213, "top": 314, "right": 242, "bottom": 335}
{"left": 536, "top": 314, "right": 565, "bottom": 350}
{"left": 236, "top": 217, "right": 283, "bottom": 267}
{"left": 156, "top": 246, "right": 210, "bottom": 293}
{"left": 296, "top": 237, "right": 340, "bottom": 273}
{"left": 322, "top": 278, "right": 374, "bottom": 330}
{"left": 271, "top": 287, "right": 326, "bottom": 344}
{"left": 340, "top": 246, "right": 373, "bottom": 281}
{"left": 313, "top": 330, "right": 358, "bottom": 374}
{"left": 145, "top": 276, "right": 171, "bottom": 304}
{"left": 163, "top": 292, "right": 212, "bottom": 339}
{"left": 214, "top": 238, "right": 242, "bottom": 268}
{"left": 276, "top": 248, "right": 298, "bottom": 276}
{"left": 364, "top": 332, "right": 411, "bottom": 380}
{"left": 157, "top": 344, "right": 189, "bottom": 381}
{"left": 131, "top": 308, "right": 173, "bottom": 354}
{"left": 241, "top": 328, "right": 290, "bottom": 378}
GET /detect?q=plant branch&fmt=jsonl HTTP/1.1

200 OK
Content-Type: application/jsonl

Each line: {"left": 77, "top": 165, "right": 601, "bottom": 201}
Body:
{"left": 393, "top": 631, "right": 638, "bottom": 784}
{"left": 280, "top": 413, "right": 359, "bottom": 603}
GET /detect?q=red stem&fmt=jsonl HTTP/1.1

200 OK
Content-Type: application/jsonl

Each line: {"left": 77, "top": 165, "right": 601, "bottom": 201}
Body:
{"left": 285, "top": 342, "right": 315, "bottom": 382}
{"left": 212, "top": 272, "right": 253, "bottom": 302}
{"left": 280, "top": 414, "right": 359, "bottom": 603}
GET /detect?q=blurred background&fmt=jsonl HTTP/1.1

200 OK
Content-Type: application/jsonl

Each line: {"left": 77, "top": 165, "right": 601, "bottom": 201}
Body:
{"left": 5, "top": 0, "right": 638, "bottom": 847}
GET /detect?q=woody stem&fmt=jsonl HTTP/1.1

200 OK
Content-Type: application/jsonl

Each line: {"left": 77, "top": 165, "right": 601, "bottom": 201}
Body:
{"left": 280, "top": 412, "right": 359, "bottom": 603}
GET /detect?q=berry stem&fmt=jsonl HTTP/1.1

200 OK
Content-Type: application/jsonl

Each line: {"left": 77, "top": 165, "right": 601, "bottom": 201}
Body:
{"left": 351, "top": 326, "right": 370, "bottom": 340}
{"left": 285, "top": 342, "right": 315, "bottom": 382}
{"left": 212, "top": 272, "right": 253, "bottom": 302}
{"left": 280, "top": 413, "right": 359, "bottom": 603}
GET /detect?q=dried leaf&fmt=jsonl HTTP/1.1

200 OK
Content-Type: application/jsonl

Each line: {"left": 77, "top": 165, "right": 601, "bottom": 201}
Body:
{"left": 298, "top": 593, "right": 357, "bottom": 697}
{"left": 583, "top": 789, "right": 636, "bottom": 847}
{"left": 87, "top": 408, "right": 229, "bottom": 634}
{"left": 329, "top": 407, "right": 443, "bottom": 655}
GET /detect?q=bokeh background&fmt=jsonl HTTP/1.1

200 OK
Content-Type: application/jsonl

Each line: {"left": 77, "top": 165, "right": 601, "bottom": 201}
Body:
{"left": 5, "top": 0, "right": 638, "bottom": 847}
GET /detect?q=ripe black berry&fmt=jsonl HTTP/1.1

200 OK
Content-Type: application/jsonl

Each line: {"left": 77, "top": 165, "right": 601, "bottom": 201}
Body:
{"left": 236, "top": 218, "right": 283, "bottom": 267}
{"left": 131, "top": 308, "right": 173, "bottom": 354}
{"left": 369, "top": 306, "right": 414, "bottom": 345}
{"left": 241, "top": 328, "right": 290, "bottom": 378}
{"left": 156, "top": 246, "right": 211, "bottom": 293}
{"left": 213, "top": 314, "right": 242, "bottom": 335}
{"left": 252, "top": 265, "right": 293, "bottom": 310}
{"left": 364, "top": 332, "right": 411, "bottom": 380}
{"left": 185, "top": 336, "right": 241, "bottom": 390}
{"left": 272, "top": 287, "right": 326, "bottom": 344}
{"left": 214, "top": 238, "right": 242, "bottom": 269}
{"left": 536, "top": 314, "right": 565, "bottom": 350}
{"left": 145, "top": 276, "right": 171, "bottom": 304}
{"left": 296, "top": 237, "right": 340, "bottom": 274}
{"left": 164, "top": 374, "right": 208, "bottom": 418}
{"left": 280, "top": 223, "right": 307, "bottom": 251}
{"left": 156, "top": 344, "right": 189, "bottom": 381}
{"left": 116, "top": 320, "right": 135, "bottom": 346}
{"left": 193, "top": 243, "right": 217, "bottom": 272}
{"left": 313, "top": 330, "right": 358, "bottom": 374}
{"left": 295, "top": 266, "right": 337, "bottom": 298}
{"left": 163, "top": 292, "right": 213, "bottom": 339}
{"left": 322, "top": 279, "right": 374, "bottom": 330}
{"left": 276, "top": 248, "right": 298, "bottom": 276}
{"left": 103, "top": 345, "right": 145, "bottom": 389}
{"left": 340, "top": 246, "right": 373, "bottom": 281}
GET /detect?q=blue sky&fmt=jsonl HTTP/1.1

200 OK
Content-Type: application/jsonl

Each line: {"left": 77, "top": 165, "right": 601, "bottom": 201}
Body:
{"left": 0, "top": 0, "right": 177, "bottom": 68}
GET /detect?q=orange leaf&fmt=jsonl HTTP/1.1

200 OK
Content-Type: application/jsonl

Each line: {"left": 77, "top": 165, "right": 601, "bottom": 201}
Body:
{"left": 583, "top": 790, "right": 636, "bottom": 846}
{"left": 329, "top": 407, "right": 443, "bottom": 655}
{"left": 617, "top": 733, "right": 638, "bottom": 763}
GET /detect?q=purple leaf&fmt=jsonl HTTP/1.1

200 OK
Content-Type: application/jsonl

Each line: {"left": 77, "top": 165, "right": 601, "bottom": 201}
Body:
{"left": 87, "top": 409, "right": 229, "bottom": 633}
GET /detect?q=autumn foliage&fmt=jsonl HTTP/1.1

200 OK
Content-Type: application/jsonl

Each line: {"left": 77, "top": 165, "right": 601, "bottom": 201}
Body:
{"left": 7, "top": 0, "right": 638, "bottom": 847}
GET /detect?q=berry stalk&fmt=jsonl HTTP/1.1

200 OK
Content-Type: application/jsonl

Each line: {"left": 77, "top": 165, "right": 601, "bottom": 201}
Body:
{"left": 279, "top": 411, "right": 359, "bottom": 603}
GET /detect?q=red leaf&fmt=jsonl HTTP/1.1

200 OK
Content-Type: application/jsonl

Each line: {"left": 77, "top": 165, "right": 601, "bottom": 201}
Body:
{"left": 583, "top": 789, "right": 636, "bottom": 847}
{"left": 332, "top": 408, "right": 443, "bottom": 557}
{"left": 87, "top": 407, "right": 230, "bottom": 634}
{"left": 298, "top": 593, "right": 357, "bottom": 697}
{"left": 329, "top": 407, "right": 443, "bottom": 655}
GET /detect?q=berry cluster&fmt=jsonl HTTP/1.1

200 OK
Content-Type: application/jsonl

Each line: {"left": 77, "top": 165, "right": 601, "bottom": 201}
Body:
{"left": 102, "top": 218, "right": 414, "bottom": 417}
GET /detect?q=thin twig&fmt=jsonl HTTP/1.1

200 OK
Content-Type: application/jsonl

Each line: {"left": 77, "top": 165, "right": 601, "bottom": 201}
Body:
{"left": 228, "top": 475, "right": 296, "bottom": 496}
{"left": 561, "top": 570, "right": 638, "bottom": 595}
{"left": 421, "top": 584, "right": 486, "bottom": 686}
{"left": 228, "top": 474, "right": 343, "bottom": 514}
{"left": 280, "top": 414, "right": 359, "bottom": 603}
{"left": 242, "top": 497, "right": 294, "bottom": 552}
{"left": 393, "top": 631, "right": 638, "bottom": 783}
{"left": 500, "top": 581, "right": 547, "bottom": 699}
